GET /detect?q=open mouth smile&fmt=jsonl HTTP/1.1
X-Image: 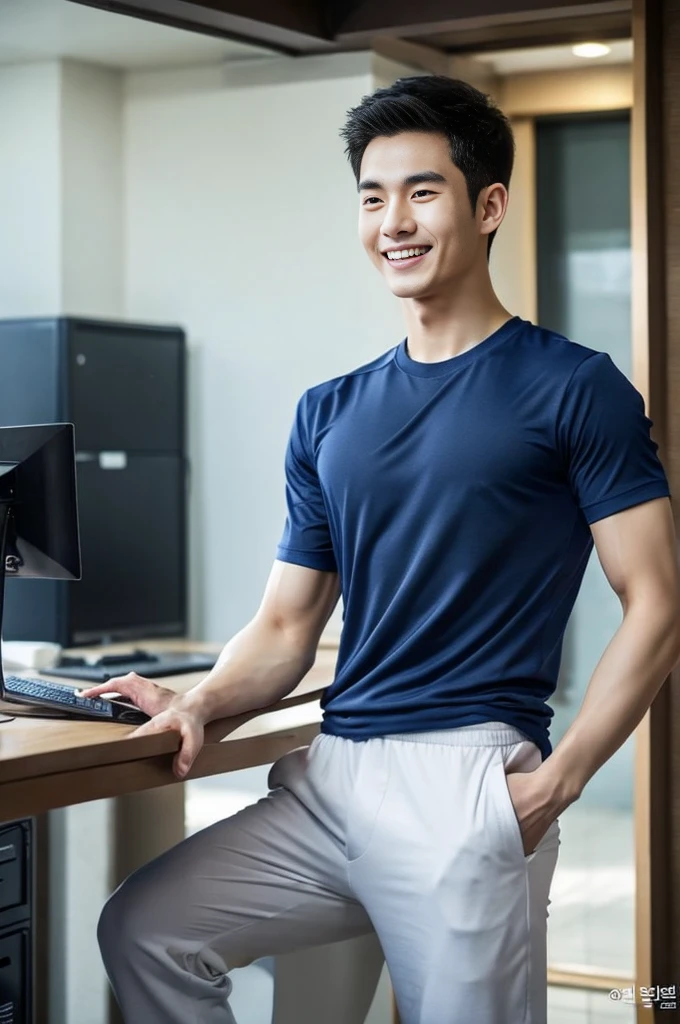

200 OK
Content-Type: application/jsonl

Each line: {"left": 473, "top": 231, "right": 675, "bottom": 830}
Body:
{"left": 381, "top": 246, "right": 432, "bottom": 268}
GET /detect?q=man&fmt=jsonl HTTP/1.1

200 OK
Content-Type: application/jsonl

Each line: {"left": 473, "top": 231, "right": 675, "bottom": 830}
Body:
{"left": 83, "top": 76, "right": 680, "bottom": 1024}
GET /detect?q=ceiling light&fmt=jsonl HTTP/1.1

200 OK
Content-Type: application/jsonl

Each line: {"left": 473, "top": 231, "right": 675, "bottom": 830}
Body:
{"left": 572, "top": 42, "right": 612, "bottom": 59}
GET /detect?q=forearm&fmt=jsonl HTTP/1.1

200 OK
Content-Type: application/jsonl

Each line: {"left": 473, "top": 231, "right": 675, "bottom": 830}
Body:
{"left": 538, "top": 600, "right": 680, "bottom": 811}
{"left": 177, "top": 618, "right": 316, "bottom": 725}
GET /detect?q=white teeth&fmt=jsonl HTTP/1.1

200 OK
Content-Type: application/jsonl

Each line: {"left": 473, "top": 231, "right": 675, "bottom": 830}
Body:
{"left": 386, "top": 247, "right": 429, "bottom": 260}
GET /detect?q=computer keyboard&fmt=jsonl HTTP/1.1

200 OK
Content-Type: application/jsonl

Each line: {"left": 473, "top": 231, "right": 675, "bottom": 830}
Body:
{"left": 3, "top": 674, "right": 150, "bottom": 723}
{"left": 3, "top": 675, "right": 115, "bottom": 717}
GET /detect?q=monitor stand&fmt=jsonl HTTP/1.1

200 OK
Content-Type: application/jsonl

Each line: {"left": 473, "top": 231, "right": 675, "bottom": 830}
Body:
{"left": 0, "top": 500, "right": 20, "bottom": 723}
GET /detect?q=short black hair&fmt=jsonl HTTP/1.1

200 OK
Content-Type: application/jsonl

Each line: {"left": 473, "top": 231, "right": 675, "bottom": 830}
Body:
{"left": 339, "top": 75, "right": 515, "bottom": 255}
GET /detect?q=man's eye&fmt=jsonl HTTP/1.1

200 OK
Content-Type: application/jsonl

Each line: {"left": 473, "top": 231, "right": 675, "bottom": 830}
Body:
{"left": 362, "top": 190, "right": 435, "bottom": 205}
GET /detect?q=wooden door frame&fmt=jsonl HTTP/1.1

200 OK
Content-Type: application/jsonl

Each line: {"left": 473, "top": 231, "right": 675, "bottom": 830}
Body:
{"left": 631, "top": 3, "right": 675, "bottom": 1021}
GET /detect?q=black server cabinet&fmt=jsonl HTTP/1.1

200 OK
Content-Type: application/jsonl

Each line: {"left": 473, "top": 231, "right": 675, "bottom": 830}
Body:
{"left": 0, "top": 317, "right": 187, "bottom": 646}
{"left": 0, "top": 820, "right": 33, "bottom": 1024}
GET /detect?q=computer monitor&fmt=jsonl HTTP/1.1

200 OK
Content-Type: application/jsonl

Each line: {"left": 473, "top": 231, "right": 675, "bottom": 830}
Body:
{"left": 0, "top": 423, "right": 80, "bottom": 712}
{"left": 0, "top": 423, "right": 198, "bottom": 723}
{"left": 0, "top": 423, "right": 81, "bottom": 588}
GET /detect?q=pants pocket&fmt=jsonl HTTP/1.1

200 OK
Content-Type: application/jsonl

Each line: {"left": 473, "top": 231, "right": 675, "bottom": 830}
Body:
{"left": 490, "top": 747, "right": 541, "bottom": 863}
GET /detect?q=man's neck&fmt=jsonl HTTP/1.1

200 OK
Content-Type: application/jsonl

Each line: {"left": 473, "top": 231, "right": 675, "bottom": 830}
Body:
{"left": 400, "top": 277, "right": 513, "bottom": 364}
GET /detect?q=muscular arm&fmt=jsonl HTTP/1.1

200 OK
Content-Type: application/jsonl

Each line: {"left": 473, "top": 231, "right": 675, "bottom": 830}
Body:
{"left": 538, "top": 496, "right": 680, "bottom": 810}
{"left": 179, "top": 559, "right": 341, "bottom": 725}
{"left": 79, "top": 559, "right": 342, "bottom": 778}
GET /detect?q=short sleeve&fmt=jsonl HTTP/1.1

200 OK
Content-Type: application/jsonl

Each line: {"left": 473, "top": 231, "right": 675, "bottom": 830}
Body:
{"left": 275, "top": 392, "right": 338, "bottom": 572}
{"left": 556, "top": 352, "right": 671, "bottom": 525}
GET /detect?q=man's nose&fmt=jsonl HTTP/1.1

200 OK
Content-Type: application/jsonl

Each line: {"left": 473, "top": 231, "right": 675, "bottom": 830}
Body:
{"left": 380, "top": 197, "right": 417, "bottom": 238}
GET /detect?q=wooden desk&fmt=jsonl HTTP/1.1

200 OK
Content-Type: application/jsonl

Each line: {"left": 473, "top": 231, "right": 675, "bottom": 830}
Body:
{"left": 0, "top": 638, "right": 357, "bottom": 1024}
{"left": 0, "top": 638, "right": 338, "bottom": 819}
{"left": 0, "top": 637, "right": 401, "bottom": 1024}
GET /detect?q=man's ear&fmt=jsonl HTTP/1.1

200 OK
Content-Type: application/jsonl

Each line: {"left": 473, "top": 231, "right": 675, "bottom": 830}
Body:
{"left": 479, "top": 182, "right": 509, "bottom": 239}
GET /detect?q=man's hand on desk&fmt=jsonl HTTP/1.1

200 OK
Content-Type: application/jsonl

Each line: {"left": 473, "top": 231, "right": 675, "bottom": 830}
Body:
{"left": 78, "top": 673, "right": 206, "bottom": 779}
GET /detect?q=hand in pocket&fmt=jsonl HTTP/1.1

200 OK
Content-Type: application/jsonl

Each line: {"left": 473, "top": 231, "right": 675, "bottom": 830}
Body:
{"left": 504, "top": 769, "right": 557, "bottom": 856}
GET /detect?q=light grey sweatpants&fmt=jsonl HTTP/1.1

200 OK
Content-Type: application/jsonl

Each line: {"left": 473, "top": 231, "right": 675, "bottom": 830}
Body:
{"left": 98, "top": 722, "right": 560, "bottom": 1024}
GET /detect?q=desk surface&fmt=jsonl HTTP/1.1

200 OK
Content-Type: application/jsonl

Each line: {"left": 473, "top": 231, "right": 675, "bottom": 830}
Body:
{"left": 0, "top": 639, "right": 338, "bottom": 820}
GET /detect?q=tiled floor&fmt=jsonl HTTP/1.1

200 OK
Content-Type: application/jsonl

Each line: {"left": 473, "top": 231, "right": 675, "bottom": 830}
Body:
{"left": 186, "top": 767, "right": 640, "bottom": 1023}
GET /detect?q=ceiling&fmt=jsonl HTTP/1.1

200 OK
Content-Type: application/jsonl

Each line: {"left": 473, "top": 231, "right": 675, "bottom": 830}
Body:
{"left": 69, "top": 0, "right": 632, "bottom": 58}
{"left": 0, "top": 0, "right": 631, "bottom": 73}
{"left": 0, "top": 0, "right": 276, "bottom": 69}
{"left": 478, "top": 38, "right": 631, "bottom": 74}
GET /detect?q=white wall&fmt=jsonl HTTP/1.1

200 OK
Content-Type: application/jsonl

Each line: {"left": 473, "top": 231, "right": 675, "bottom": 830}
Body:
{"left": 0, "top": 59, "right": 124, "bottom": 319}
{"left": 0, "top": 58, "right": 124, "bottom": 1024}
{"left": 0, "top": 62, "right": 61, "bottom": 316}
{"left": 0, "top": 49, "right": 534, "bottom": 1024}
{"left": 123, "top": 50, "right": 533, "bottom": 645}
{"left": 60, "top": 60, "right": 124, "bottom": 316}
{"left": 57, "top": 62, "right": 124, "bottom": 1024}
{"left": 123, "top": 52, "right": 406, "bottom": 642}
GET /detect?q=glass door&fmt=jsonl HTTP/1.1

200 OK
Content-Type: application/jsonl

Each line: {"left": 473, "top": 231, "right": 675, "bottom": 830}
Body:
{"left": 536, "top": 112, "right": 637, "bottom": 1020}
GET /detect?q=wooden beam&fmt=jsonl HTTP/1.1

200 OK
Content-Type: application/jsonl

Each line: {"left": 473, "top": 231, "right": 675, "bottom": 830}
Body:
{"left": 72, "top": 0, "right": 631, "bottom": 56}
{"left": 370, "top": 36, "right": 450, "bottom": 76}
{"left": 72, "top": 0, "right": 336, "bottom": 55}
{"left": 448, "top": 55, "right": 499, "bottom": 94}
{"left": 415, "top": 11, "right": 631, "bottom": 53}
{"left": 631, "top": 0, "right": 678, "bottom": 1019}
{"left": 370, "top": 39, "right": 499, "bottom": 96}
{"left": 499, "top": 64, "right": 632, "bottom": 116}
{"left": 547, "top": 965, "right": 633, "bottom": 992}
{"left": 335, "top": 0, "right": 631, "bottom": 43}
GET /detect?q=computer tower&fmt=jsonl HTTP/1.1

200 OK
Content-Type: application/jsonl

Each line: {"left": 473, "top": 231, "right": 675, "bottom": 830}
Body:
{"left": 0, "top": 819, "right": 33, "bottom": 1024}
{"left": 0, "top": 317, "right": 187, "bottom": 646}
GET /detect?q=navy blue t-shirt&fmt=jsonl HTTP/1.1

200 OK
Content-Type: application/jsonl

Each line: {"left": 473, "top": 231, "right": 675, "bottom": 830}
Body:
{"left": 275, "top": 317, "right": 671, "bottom": 760}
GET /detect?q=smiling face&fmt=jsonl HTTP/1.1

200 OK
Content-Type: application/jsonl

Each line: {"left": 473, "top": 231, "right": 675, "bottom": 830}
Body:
{"left": 358, "top": 131, "right": 505, "bottom": 300}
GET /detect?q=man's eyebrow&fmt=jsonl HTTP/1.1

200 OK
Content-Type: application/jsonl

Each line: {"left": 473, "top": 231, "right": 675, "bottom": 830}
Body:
{"left": 357, "top": 170, "right": 448, "bottom": 192}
